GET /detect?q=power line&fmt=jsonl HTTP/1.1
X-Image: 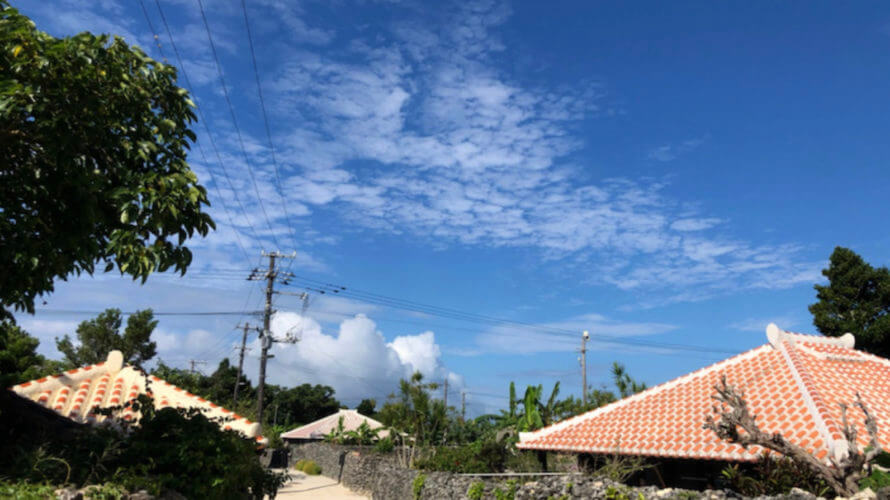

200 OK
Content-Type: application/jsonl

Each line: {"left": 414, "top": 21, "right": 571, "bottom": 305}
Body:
{"left": 196, "top": 0, "right": 281, "bottom": 250}
{"left": 281, "top": 278, "right": 736, "bottom": 355}
{"left": 34, "top": 309, "right": 261, "bottom": 317}
{"left": 137, "top": 0, "right": 166, "bottom": 60}
{"left": 238, "top": 0, "right": 299, "bottom": 254}
{"left": 152, "top": 0, "right": 256, "bottom": 261}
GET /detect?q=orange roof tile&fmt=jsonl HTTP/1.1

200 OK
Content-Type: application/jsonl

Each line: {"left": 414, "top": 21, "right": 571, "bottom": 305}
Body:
{"left": 9, "top": 351, "right": 266, "bottom": 445}
{"left": 517, "top": 324, "right": 890, "bottom": 463}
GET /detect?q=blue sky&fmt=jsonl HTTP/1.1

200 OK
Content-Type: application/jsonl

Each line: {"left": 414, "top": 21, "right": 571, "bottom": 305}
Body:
{"left": 13, "top": 0, "right": 890, "bottom": 414}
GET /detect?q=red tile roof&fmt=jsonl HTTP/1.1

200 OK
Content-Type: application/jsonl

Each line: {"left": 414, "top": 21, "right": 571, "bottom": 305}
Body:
{"left": 9, "top": 351, "right": 266, "bottom": 445}
{"left": 517, "top": 324, "right": 890, "bottom": 462}
{"left": 281, "top": 409, "right": 389, "bottom": 440}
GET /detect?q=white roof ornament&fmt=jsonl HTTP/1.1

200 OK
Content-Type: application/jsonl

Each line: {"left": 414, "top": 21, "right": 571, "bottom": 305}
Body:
{"left": 766, "top": 323, "right": 855, "bottom": 349}
{"left": 766, "top": 323, "right": 784, "bottom": 347}
{"left": 106, "top": 350, "right": 124, "bottom": 376}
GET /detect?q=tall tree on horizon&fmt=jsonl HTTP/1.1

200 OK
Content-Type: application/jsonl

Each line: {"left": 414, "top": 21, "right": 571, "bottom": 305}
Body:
{"left": 56, "top": 308, "right": 157, "bottom": 367}
{"left": 809, "top": 247, "right": 890, "bottom": 358}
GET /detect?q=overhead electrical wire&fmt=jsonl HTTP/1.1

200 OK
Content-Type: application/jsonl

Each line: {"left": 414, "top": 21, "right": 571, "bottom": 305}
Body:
{"left": 238, "top": 0, "right": 300, "bottom": 255}
{"left": 151, "top": 0, "right": 256, "bottom": 262}
{"left": 196, "top": 0, "right": 282, "bottom": 250}
{"left": 154, "top": 267, "right": 739, "bottom": 356}
{"left": 280, "top": 277, "right": 737, "bottom": 356}
{"left": 35, "top": 309, "right": 262, "bottom": 317}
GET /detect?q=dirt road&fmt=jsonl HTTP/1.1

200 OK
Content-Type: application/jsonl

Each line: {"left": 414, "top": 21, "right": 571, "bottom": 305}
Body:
{"left": 271, "top": 470, "right": 369, "bottom": 499}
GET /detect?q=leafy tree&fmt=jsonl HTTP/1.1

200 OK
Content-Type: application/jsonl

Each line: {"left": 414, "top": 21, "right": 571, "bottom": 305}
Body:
{"left": 553, "top": 389, "right": 617, "bottom": 420}
{"left": 517, "top": 385, "right": 544, "bottom": 432}
{"left": 809, "top": 247, "right": 890, "bottom": 357}
{"left": 263, "top": 383, "right": 340, "bottom": 428}
{"left": 0, "top": 321, "right": 63, "bottom": 387}
{"left": 612, "top": 362, "right": 647, "bottom": 398}
{"left": 0, "top": 2, "right": 214, "bottom": 318}
{"left": 356, "top": 398, "right": 376, "bottom": 416}
{"left": 377, "top": 372, "right": 448, "bottom": 465}
{"left": 151, "top": 359, "right": 256, "bottom": 417}
{"left": 56, "top": 308, "right": 157, "bottom": 367}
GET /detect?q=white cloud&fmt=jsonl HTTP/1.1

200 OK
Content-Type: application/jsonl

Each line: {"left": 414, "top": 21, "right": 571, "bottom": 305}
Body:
{"left": 19, "top": 0, "right": 819, "bottom": 305}
{"left": 670, "top": 217, "right": 723, "bottom": 232}
{"left": 243, "top": 312, "right": 461, "bottom": 404}
{"left": 729, "top": 315, "right": 801, "bottom": 333}
{"left": 647, "top": 137, "right": 707, "bottom": 162}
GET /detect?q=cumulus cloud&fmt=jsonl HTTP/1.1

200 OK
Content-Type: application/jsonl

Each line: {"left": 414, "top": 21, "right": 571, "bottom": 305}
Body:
{"left": 242, "top": 312, "right": 461, "bottom": 404}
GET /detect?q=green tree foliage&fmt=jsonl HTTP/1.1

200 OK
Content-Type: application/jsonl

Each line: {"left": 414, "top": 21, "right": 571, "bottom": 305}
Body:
{"left": 152, "top": 359, "right": 255, "bottom": 416}
{"left": 809, "top": 247, "right": 890, "bottom": 357}
{"left": 377, "top": 372, "right": 448, "bottom": 447}
{"left": 56, "top": 308, "right": 157, "bottom": 367}
{"left": 0, "top": 2, "right": 214, "bottom": 318}
{"left": 612, "top": 362, "right": 647, "bottom": 398}
{"left": 356, "top": 398, "right": 376, "bottom": 416}
{"left": 0, "top": 321, "right": 64, "bottom": 387}
{"left": 262, "top": 382, "right": 341, "bottom": 428}
{"left": 0, "top": 392, "right": 285, "bottom": 497}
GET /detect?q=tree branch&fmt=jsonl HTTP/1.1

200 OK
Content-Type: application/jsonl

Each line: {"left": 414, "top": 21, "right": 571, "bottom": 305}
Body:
{"left": 703, "top": 376, "right": 881, "bottom": 496}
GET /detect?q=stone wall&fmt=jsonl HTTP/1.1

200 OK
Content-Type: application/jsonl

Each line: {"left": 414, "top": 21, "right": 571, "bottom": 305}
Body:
{"left": 288, "top": 442, "right": 417, "bottom": 500}
{"left": 287, "top": 442, "right": 881, "bottom": 500}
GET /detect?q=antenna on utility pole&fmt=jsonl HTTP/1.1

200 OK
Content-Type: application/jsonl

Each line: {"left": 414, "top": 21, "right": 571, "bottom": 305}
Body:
{"left": 580, "top": 330, "right": 589, "bottom": 407}
{"left": 233, "top": 323, "right": 260, "bottom": 406}
{"left": 249, "top": 250, "right": 296, "bottom": 429}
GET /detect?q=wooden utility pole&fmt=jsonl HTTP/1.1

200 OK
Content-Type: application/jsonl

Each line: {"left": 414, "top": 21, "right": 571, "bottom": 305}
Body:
{"left": 233, "top": 323, "right": 259, "bottom": 406}
{"left": 443, "top": 378, "right": 449, "bottom": 409}
{"left": 249, "top": 251, "right": 295, "bottom": 429}
{"left": 581, "top": 330, "right": 589, "bottom": 407}
{"left": 189, "top": 359, "right": 206, "bottom": 373}
{"left": 461, "top": 391, "right": 466, "bottom": 421}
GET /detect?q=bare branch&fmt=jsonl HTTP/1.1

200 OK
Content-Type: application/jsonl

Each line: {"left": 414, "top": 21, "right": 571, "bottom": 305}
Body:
{"left": 703, "top": 376, "right": 882, "bottom": 497}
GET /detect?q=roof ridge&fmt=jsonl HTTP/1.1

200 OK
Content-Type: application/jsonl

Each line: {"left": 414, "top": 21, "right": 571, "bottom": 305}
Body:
{"left": 521, "top": 343, "right": 775, "bottom": 444}
{"left": 771, "top": 327, "right": 842, "bottom": 461}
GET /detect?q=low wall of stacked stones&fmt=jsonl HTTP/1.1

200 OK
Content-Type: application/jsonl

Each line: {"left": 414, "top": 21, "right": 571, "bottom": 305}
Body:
{"left": 286, "top": 442, "right": 885, "bottom": 500}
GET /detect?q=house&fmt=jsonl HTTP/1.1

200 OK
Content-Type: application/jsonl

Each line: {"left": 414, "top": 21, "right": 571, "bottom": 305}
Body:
{"left": 281, "top": 408, "right": 389, "bottom": 442}
{"left": 517, "top": 324, "right": 890, "bottom": 486}
{"left": 9, "top": 350, "right": 265, "bottom": 445}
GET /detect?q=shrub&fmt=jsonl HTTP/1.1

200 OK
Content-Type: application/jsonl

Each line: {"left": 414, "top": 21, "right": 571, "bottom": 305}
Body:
{"left": 0, "top": 393, "right": 286, "bottom": 498}
{"left": 265, "top": 424, "right": 286, "bottom": 449}
{"left": 860, "top": 469, "right": 890, "bottom": 491}
{"left": 0, "top": 481, "right": 55, "bottom": 500}
{"left": 416, "top": 439, "right": 508, "bottom": 473}
{"left": 84, "top": 483, "right": 129, "bottom": 500}
{"left": 467, "top": 480, "right": 485, "bottom": 500}
{"left": 720, "top": 454, "right": 830, "bottom": 497}
{"left": 374, "top": 436, "right": 395, "bottom": 453}
{"left": 493, "top": 479, "right": 519, "bottom": 500}
{"left": 413, "top": 473, "right": 426, "bottom": 500}
{"left": 298, "top": 460, "right": 322, "bottom": 475}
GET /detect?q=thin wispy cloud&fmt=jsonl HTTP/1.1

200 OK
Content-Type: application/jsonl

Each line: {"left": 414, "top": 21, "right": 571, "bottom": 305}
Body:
{"left": 20, "top": 0, "right": 820, "bottom": 306}
{"left": 647, "top": 136, "right": 707, "bottom": 162}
